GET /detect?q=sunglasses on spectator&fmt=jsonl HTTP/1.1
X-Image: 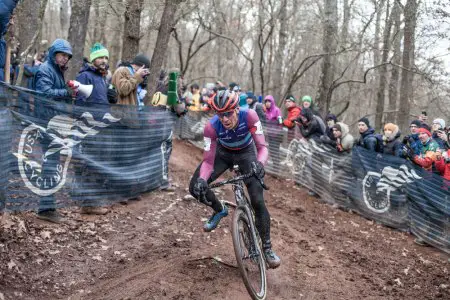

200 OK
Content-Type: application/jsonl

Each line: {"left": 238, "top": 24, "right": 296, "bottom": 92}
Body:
{"left": 217, "top": 110, "right": 235, "bottom": 118}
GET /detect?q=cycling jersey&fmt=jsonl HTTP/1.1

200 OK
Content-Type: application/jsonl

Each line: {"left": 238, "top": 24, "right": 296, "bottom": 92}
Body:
{"left": 199, "top": 109, "right": 268, "bottom": 180}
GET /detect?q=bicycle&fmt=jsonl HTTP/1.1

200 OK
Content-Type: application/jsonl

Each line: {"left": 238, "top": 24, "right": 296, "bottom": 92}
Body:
{"left": 205, "top": 162, "right": 270, "bottom": 300}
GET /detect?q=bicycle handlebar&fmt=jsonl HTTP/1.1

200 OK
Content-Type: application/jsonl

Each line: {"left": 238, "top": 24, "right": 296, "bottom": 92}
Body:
{"left": 208, "top": 170, "right": 269, "bottom": 191}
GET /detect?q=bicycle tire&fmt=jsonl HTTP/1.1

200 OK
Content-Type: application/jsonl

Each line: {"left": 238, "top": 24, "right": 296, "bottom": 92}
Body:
{"left": 232, "top": 206, "right": 267, "bottom": 300}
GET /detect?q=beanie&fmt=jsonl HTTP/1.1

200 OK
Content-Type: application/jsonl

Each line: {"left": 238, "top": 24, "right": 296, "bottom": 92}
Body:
{"left": 239, "top": 93, "right": 248, "bottom": 107}
{"left": 246, "top": 91, "right": 256, "bottom": 100}
{"left": 301, "top": 95, "right": 312, "bottom": 103}
{"left": 131, "top": 54, "right": 151, "bottom": 68}
{"left": 89, "top": 43, "right": 109, "bottom": 62}
{"left": 285, "top": 95, "right": 296, "bottom": 102}
{"left": 301, "top": 108, "right": 314, "bottom": 121}
{"left": 420, "top": 123, "right": 431, "bottom": 132}
{"left": 410, "top": 119, "right": 422, "bottom": 127}
{"left": 418, "top": 127, "right": 431, "bottom": 137}
{"left": 325, "top": 113, "right": 337, "bottom": 122}
{"left": 358, "top": 117, "right": 370, "bottom": 128}
{"left": 433, "top": 118, "right": 445, "bottom": 129}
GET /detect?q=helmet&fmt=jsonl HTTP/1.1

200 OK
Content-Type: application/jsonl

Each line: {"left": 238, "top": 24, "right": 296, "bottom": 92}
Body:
{"left": 211, "top": 90, "right": 239, "bottom": 112}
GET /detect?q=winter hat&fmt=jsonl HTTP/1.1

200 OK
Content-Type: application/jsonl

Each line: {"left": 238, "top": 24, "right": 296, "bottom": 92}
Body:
{"left": 433, "top": 118, "right": 445, "bottom": 129}
{"left": 89, "top": 43, "right": 109, "bottom": 62}
{"left": 420, "top": 123, "right": 431, "bottom": 132}
{"left": 285, "top": 95, "right": 296, "bottom": 102}
{"left": 239, "top": 93, "right": 248, "bottom": 106}
{"left": 418, "top": 127, "right": 431, "bottom": 137}
{"left": 131, "top": 54, "right": 151, "bottom": 68}
{"left": 326, "top": 114, "right": 337, "bottom": 122}
{"left": 410, "top": 119, "right": 422, "bottom": 127}
{"left": 301, "top": 95, "right": 312, "bottom": 104}
{"left": 358, "top": 117, "right": 370, "bottom": 128}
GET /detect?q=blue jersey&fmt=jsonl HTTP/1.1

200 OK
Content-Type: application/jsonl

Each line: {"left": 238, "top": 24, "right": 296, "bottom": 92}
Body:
{"left": 211, "top": 110, "right": 253, "bottom": 150}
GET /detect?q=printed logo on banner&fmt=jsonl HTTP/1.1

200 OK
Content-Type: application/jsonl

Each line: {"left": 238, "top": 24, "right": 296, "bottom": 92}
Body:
{"left": 362, "top": 165, "right": 421, "bottom": 213}
{"left": 15, "top": 112, "right": 120, "bottom": 196}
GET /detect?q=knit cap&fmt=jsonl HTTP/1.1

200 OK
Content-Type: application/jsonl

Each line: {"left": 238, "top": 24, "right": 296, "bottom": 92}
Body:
{"left": 410, "top": 119, "right": 422, "bottom": 127}
{"left": 358, "top": 117, "right": 370, "bottom": 128}
{"left": 301, "top": 95, "right": 312, "bottom": 103}
{"left": 90, "top": 43, "right": 109, "bottom": 62}
{"left": 418, "top": 127, "right": 431, "bottom": 137}
{"left": 433, "top": 118, "right": 445, "bottom": 129}
{"left": 131, "top": 54, "right": 151, "bottom": 68}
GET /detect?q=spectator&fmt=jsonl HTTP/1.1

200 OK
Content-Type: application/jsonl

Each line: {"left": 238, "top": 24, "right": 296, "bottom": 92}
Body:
{"left": 320, "top": 113, "right": 338, "bottom": 146}
{"left": 382, "top": 123, "right": 403, "bottom": 157}
{"left": 402, "top": 119, "right": 423, "bottom": 156}
{"left": 301, "top": 95, "right": 320, "bottom": 115}
{"left": 188, "top": 83, "right": 202, "bottom": 111}
{"left": 0, "top": 0, "right": 18, "bottom": 81}
{"left": 282, "top": 95, "right": 301, "bottom": 129}
{"left": 356, "top": 117, "right": 383, "bottom": 153}
{"left": 33, "top": 39, "right": 77, "bottom": 98}
{"left": 332, "top": 122, "right": 354, "bottom": 152}
{"left": 435, "top": 149, "right": 450, "bottom": 184}
{"left": 229, "top": 82, "right": 240, "bottom": 92}
{"left": 408, "top": 127, "right": 439, "bottom": 171}
{"left": 111, "top": 53, "right": 150, "bottom": 106}
{"left": 239, "top": 92, "right": 249, "bottom": 110}
{"left": 431, "top": 118, "right": 448, "bottom": 150}
{"left": 75, "top": 43, "right": 110, "bottom": 106}
{"left": 263, "top": 95, "right": 281, "bottom": 122}
{"left": 297, "top": 108, "right": 324, "bottom": 142}
{"left": 246, "top": 91, "right": 266, "bottom": 124}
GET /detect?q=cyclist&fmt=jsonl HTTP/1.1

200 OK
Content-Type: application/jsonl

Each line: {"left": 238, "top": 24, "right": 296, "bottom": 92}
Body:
{"left": 189, "top": 89, "right": 281, "bottom": 269}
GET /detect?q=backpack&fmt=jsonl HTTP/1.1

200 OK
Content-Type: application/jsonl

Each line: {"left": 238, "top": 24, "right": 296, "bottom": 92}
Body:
{"left": 374, "top": 134, "right": 384, "bottom": 153}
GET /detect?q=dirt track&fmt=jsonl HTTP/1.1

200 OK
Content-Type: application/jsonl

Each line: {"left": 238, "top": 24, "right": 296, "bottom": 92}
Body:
{"left": 0, "top": 139, "right": 449, "bottom": 300}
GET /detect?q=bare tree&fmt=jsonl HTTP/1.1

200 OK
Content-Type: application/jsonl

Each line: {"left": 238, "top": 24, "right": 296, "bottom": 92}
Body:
{"left": 121, "top": 0, "right": 144, "bottom": 61}
{"left": 67, "top": 0, "right": 93, "bottom": 80}
{"left": 398, "top": 0, "right": 418, "bottom": 130}
{"left": 387, "top": 0, "right": 402, "bottom": 123}
{"left": 146, "top": 0, "right": 186, "bottom": 101}
{"left": 15, "top": 0, "right": 41, "bottom": 65}
{"left": 273, "top": 0, "right": 288, "bottom": 100}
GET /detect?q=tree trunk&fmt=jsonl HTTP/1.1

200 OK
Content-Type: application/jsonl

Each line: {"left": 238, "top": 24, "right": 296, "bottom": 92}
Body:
{"left": 146, "top": 0, "right": 185, "bottom": 102}
{"left": 374, "top": 0, "right": 392, "bottom": 130}
{"left": 67, "top": 0, "right": 93, "bottom": 81}
{"left": 398, "top": 0, "right": 418, "bottom": 131}
{"left": 121, "top": 0, "right": 144, "bottom": 62}
{"left": 340, "top": 0, "right": 350, "bottom": 46}
{"left": 16, "top": 0, "right": 41, "bottom": 64}
{"left": 273, "top": 0, "right": 287, "bottom": 100}
{"left": 387, "top": 0, "right": 402, "bottom": 123}
{"left": 59, "top": 0, "right": 70, "bottom": 39}
{"left": 316, "top": 0, "right": 338, "bottom": 117}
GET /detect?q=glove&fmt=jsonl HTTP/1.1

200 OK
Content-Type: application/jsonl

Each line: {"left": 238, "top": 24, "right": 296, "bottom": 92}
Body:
{"left": 193, "top": 178, "right": 208, "bottom": 197}
{"left": 252, "top": 161, "right": 265, "bottom": 179}
{"left": 107, "top": 86, "right": 118, "bottom": 104}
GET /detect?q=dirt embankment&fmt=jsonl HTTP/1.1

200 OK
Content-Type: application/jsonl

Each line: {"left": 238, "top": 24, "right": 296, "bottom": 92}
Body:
{"left": 0, "top": 139, "right": 448, "bottom": 300}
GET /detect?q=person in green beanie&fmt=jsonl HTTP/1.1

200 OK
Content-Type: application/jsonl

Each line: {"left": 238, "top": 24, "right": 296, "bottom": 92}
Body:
{"left": 301, "top": 95, "right": 312, "bottom": 109}
{"left": 75, "top": 42, "right": 111, "bottom": 106}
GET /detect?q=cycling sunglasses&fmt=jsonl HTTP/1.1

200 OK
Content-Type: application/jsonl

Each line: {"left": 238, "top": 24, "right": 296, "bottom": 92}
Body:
{"left": 217, "top": 110, "right": 236, "bottom": 119}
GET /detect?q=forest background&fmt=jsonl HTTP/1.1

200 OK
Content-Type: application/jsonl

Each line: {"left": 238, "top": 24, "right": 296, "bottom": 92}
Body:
{"left": 9, "top": 0, "right": 450, "bottom": 133}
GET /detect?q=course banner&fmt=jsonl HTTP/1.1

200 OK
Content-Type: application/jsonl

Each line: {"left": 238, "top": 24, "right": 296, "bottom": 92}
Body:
{"left": 1, "top": 83, "right": 175, "bottom": 211}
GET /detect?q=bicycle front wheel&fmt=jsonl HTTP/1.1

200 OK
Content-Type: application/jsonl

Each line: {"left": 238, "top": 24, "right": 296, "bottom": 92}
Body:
{"left": 232, "top": 206, "right": 267, "bottom": 300}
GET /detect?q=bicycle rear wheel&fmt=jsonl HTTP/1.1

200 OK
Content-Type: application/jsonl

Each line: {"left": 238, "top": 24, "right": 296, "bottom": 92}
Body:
{"left": 232, "top": 206, "right": 267, "bottom": 300}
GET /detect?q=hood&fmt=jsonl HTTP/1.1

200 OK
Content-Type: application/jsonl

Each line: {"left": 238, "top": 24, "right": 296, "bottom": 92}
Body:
{"left": 47, "top": 39, "right": 72, "bottom": 67}
{"left": 336, "top": 122, "right": 349, "bottom": 137}
{"left": 264, "top": 95, "right": 276, "bottom": 109}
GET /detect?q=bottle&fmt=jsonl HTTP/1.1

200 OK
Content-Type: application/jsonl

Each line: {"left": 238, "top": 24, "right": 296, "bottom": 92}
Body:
{"left": 277, "top": 116, "right": 283, "bottom": 125}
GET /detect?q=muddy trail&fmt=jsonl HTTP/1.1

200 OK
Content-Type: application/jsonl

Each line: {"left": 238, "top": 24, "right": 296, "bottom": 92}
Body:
{"left": 0, "top": 139, "right": 448, "bottom": 300}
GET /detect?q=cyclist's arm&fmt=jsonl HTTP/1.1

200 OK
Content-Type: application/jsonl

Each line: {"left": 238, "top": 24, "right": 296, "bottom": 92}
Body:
{"left": 199, "top": 122, "right": 217, "bottom": 180}
{"left": 247, "top": 109, "right": 268, "bottom": 165}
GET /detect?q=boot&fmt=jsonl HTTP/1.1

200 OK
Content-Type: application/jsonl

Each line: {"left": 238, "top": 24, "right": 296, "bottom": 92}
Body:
{"left": 203, "top": 202, "right": 228, "bottom": 232}
{"left": 263, "top": 241, "right": 281, "bottom": 269}
{"left": 37, "top": 210, "right": 64, "bottom": 224}
{"left": 81, "top": 206, "right": 109, "bottom": 215}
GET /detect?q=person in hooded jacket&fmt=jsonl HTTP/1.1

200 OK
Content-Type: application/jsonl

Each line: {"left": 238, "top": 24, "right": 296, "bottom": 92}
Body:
{"left": 356, "top": 117, "right": 382, "bottom": 153}
{"left": 263, "top": 95, "right": 281, "bottom": 121}
{"left": 382, "top": 123, "right": 403, "bottom": 157}
{"left": 332, "top": 122, "right": 354, "bottom": 152}
{"left": 246, "top": 91, "right": 265, "bottom": 124}
{"left": 296, "top": 108, "right": 324, "bottom": 142}
{"left": 0, "top": 0, "right": 18, "bottom": 82}
{"left": 263, "top": 95, "right": 282, "bottom": 168}
{"left": 75, "top": 43, "right": 110, "bottom": 106}
{"left": 33, "top": 38, "right": 77, "bottom": 98}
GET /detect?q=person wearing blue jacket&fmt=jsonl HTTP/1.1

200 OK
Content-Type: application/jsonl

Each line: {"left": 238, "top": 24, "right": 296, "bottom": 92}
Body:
{"left": 33, "top": 38, "right": 75, "bottom": 98}
{"left": 356, "top": 117, "right": 383, "bottom": 153}
{"left": 0, "top": 0, "right": 18, "bottom": 81}
{"left": 75, "top": 43, "right": 110, "bottom": 106}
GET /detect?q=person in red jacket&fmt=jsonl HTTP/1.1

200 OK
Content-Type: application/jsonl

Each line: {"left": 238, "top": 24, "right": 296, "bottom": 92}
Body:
{"left": 282, "top": 95, "right": 301, "bottom": 129}
{"left": 435, "top": 149, "right": 450, "bottom": 182}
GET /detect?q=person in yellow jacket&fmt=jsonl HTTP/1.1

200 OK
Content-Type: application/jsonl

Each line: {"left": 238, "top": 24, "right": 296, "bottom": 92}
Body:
{"left": 188, "top": 83, "right": 202, "bottom": 111}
